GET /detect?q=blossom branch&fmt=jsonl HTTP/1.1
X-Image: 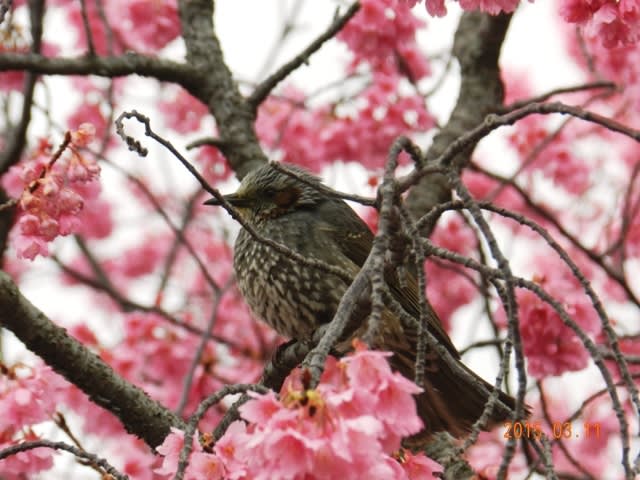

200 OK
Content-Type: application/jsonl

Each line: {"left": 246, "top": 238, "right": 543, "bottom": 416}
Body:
{"left": 174, "top": 384, "right": 270, "bottom": 480}
{"left": 0, "top": 439, "right": 128, "bottom": 480}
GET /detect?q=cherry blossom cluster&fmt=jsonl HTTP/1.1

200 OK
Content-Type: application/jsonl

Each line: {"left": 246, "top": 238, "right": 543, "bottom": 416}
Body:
{"left": 0, "top": 363, "right": 66, "bottom": 477}
{"left": 498, "top": 254, "right": 600, "bottom": 378}
{"left": 402, "top": 0, "right": 639, "bottom": 50}
{"left": 559, "top": 0, "right": 640, "bottom": 49}
{"left": 62, "top": 304, "right": 266, "bottom": 435}
{"left": 401, "top": 0, "right": 521, "bottom": 17}
{"left": 1, "top": 124, "right": 103, "bottom": 260}
{"left": 159, "top": 87, "right": 210, "bottom": 135}
{"left": 338, "top": 0, "right": 430, "bottom": 80}
{"left": 156, "top": 342, "right": 442, "bottom": 480}
{"left": 256, "top": 74, "right": 433, "bottom": 172}
{"left": 563, "top": 20, "right": 640, "bottom": 113}
{"left": 507, "top": 114, "right": 592, "bottom": 195}
{"left": 52, "top": 0, "right": 180, "bottom": 54}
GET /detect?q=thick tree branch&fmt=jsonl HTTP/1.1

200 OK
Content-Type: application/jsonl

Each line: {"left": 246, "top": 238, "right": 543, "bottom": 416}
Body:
{"left": 0, "top": 52, "right": 197, "bottom": 84}
{"left": 177, "top": 0, "right": 267, "bottom": 179}
{"left": 0, "top": 271, "right": 185, "bottom": 448}
{"left": 406, "top": 12, "right": 512, "bottom": 233}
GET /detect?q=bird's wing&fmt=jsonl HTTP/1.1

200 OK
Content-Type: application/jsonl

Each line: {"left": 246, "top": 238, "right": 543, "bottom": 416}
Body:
{"left": 314, "top": 200, "right": 375, "bottom": 268}
{"left": 315, "top": 199, "right": 460, "bottom": 358}
{"left": 386, "top": 261, "right": 460, "bottom": 358}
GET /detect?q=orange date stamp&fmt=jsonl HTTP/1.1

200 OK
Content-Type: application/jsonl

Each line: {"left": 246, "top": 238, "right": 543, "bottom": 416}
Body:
{"left": 503, "top": 421, "right": 602, "bottom": 440}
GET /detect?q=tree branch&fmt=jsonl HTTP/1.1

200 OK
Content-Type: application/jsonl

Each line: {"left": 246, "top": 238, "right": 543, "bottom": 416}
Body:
{"left": 406, "top": 12, "right": 512, "bottom": 234}
{"left": 0, "top": 52, "right": 197, "bottom": 84}
{"left": 0, "top": 0, "right": 44, "bottom": 175}
{"left": 248, "top": 2, "right": 361, "bottom": 109}
{"left": 0, "top": 271, "right": 185, "bottom": 448}
{"left": 177, "top": 0, "right": 267, "bottom": 179}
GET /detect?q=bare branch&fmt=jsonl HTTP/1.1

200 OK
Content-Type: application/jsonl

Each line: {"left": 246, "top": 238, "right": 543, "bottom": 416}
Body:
{"left": 0, "top": 439, "right": 128, "bottom": 480}
{"left": 248, "top": 2, "right": 361, "bottom": 109}
{"left": 0, "top": 52, "right": 197, "bottom": 83}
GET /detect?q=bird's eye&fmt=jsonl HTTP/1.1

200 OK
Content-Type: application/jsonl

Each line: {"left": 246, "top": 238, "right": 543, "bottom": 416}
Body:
{"left": 264, "top": 188, "right": 277, "bottom": 197}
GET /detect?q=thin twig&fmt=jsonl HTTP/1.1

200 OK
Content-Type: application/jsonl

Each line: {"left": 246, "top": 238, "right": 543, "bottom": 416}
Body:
{"left": 501, "top": 81, "right": 616, "bottom": 112}
{"left": 173, "top": 384, "right": 269, "bottom": 480}
{"left": 0, "top": 440, "right": 128, "bottom": 480}
{"left": 248, "top": 2, "right": 361, "bottom": 109}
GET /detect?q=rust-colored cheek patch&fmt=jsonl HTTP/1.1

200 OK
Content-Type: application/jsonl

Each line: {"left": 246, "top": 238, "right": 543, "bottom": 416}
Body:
{"left": 274, "top": 187, "right": 300, "bottom": 208}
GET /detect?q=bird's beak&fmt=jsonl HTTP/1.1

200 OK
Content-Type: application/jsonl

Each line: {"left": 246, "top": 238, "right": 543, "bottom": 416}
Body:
{"left": 203, "top": 193, "right": 251, "bottom": 208}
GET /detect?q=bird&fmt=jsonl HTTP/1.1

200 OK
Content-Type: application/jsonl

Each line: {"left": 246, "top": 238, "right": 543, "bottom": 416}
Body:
{"left": 205, "top": 162, "right": 526, "bottom": 446}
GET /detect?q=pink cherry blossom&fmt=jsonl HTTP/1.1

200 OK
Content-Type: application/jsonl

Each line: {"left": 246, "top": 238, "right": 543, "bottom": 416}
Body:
{"left": 62, "top": 0, "right": 124, "bottom": 55}
{"left": 338, "top": 0, "right": 430, "bottom": 79}
{"left": 257, "top": 74, "right": 433, "bottom": 172}
{"left": 61, "top": 0, "right": 179, "bottom": 54}
{"left": 107, "top": 0, "right": 180, "bottom": 52}
{"left": 102, "top": 233, "right": 172, "bottom": 280}
{"left": 0, "top": 364, "right": 65, "bottom": 430}
{"left": 67, "top": 103, "right": 109, "bottom": 142}
{"left": 507, "top": 115, "right": 592, "bottom": 195}
{"left": 1, "top": 125, "right": 102, "bottom": 260}
{"left": 196, "top": 146, "right": 233, "bottom": 184}
{"left": 498, "top": 254, "right": 601, "bottom": 378}
{"left": 404, "top": 0, "right": 521, "bottom": 17}
{"left": 458, "top": 0, "right": 521, "bottom": 15}
{"left": 466, "top": 431, "right": 528, "bottom": 479}
{"left": 0, "top": 431, "right": 55, "bottom": 478}
{"left": 114, "top": 437, "right": 159, "bottom": 480}
{"left": 0, "top": 364, "right": 70, "bottom": 478}
{"left": 397, "top": 449, "right": 443, "bottom": 479}
{"left": 156, "top": 344, "right": 438, "bottom": 479}
{"left": 155, "top": 428, "right": 202, "bottom": 477}
{"left": 159, "top": 87, "right": 209, "bottom": 134}
{"left": 239, "top": 343, "right": 428, "bottom": 478}
{"left": 560, "top": 0, "right": 640, "bottom": 48}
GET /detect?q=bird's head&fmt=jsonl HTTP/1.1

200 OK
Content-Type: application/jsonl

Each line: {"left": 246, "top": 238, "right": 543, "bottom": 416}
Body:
{"left": 204, "top": 163, "right": 326, "bottom": 223}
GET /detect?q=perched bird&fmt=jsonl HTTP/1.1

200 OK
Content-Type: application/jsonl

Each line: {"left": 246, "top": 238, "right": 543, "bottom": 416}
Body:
{"left": 205, "top": 162, "right": 525, "bottom": 445}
